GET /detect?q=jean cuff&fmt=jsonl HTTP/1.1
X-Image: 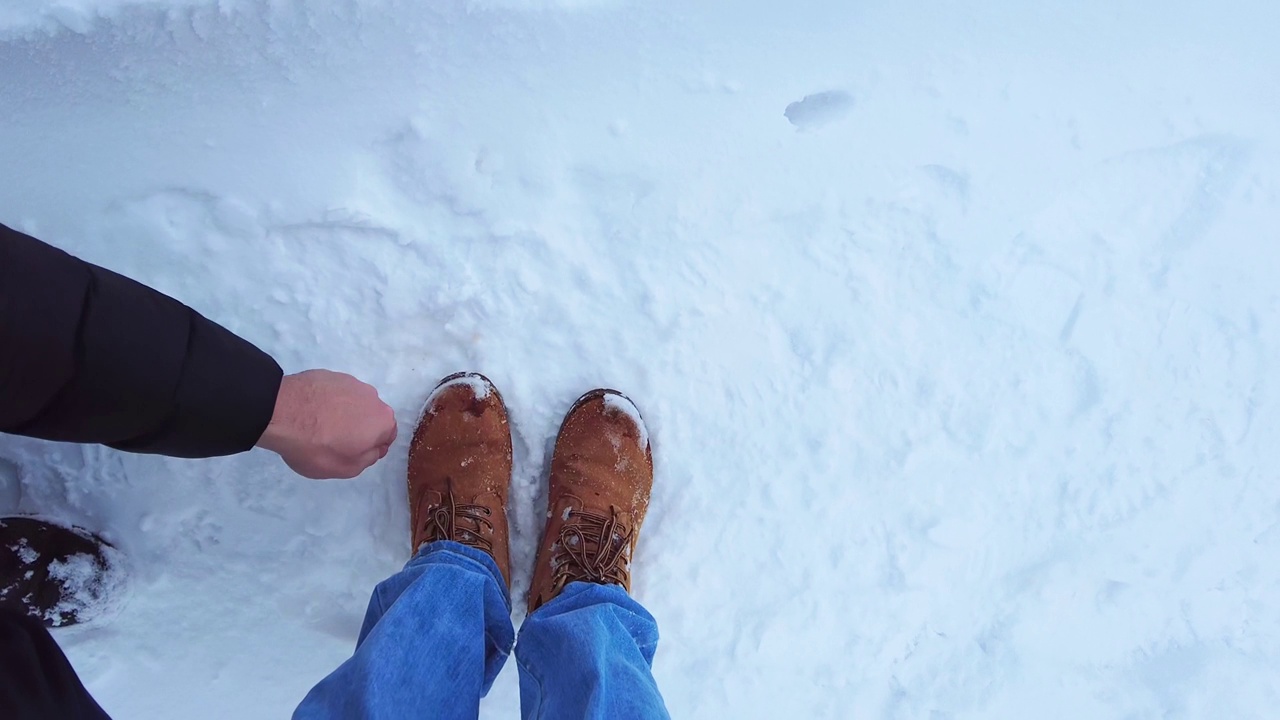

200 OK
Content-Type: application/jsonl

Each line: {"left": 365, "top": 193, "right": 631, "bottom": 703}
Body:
{"left": 409, "top": 540, "right": 512, "bottom": 611}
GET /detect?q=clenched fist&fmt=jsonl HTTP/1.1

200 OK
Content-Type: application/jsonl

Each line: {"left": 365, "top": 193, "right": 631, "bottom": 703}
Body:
{"left": 257, "top": 370, "right": 398, "bottom": 479}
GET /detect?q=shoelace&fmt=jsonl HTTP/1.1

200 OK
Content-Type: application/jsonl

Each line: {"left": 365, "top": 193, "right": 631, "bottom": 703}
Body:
{"left": 550, "top": 506, "right": 633, "bottom": 590}
{"left": 422, "top": 486, "right": 494, "bottom": 554}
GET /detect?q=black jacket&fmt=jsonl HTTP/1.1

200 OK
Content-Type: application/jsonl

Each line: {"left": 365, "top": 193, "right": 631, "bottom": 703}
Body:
{"left": 0, "top": 223, "right": 282, "bottom": 458}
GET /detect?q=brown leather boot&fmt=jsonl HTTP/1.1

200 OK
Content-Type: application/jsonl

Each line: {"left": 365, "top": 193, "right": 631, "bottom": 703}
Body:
{"left": 408, "top": 372, "right": 513, "bottom": 585}
{"left": 528, "top": 389, "right": 653, "bottom": 613}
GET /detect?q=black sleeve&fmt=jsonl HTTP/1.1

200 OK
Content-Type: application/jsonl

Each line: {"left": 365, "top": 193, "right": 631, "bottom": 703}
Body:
{"left": 0, "top": 223, "right": 283, "bottom": 458}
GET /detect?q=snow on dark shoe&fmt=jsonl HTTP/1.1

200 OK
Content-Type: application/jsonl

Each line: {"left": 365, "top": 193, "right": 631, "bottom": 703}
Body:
{"left": 0, "top": 517, "right": 124, "bottom": 627}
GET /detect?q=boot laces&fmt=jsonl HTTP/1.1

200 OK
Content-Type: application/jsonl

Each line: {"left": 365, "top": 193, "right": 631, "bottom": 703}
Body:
{"left": 550, "top": 506, "right": 633, "bottom": 590}
{"left": 422, "top": 484, "right": 494, "bottom": 554}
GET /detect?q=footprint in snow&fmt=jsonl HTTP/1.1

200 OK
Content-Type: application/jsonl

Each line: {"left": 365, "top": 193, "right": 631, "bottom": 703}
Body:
{"left": 785, "top": 90, "right": 853, "bottom": 130}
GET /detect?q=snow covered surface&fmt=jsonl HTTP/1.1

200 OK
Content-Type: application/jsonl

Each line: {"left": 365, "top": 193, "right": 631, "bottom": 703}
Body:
{"left": 2, "top": 0, "right": 1279, "bottom": 717}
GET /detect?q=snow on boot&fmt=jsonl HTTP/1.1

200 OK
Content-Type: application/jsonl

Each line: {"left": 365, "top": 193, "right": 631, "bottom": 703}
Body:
{"left": 0, "top": 517, "right": 123, "bottom": 627}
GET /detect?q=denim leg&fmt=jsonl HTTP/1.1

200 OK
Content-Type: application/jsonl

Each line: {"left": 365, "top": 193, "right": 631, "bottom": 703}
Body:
{"left": 294, "top": 541, "right": 514, "bottom": 720}
{"left": 516, "top": 582, "right": 669, "bottom": 720}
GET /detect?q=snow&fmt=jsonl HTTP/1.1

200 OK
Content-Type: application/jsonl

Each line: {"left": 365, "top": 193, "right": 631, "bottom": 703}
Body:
{"left": 1, "top": 0, "right": 1279, "bottom": 717}
{"left": 601, "top": 392, "right": 649, "bottom": 449}
{"left": 45, "top": 545, "right": 127, "bottom": 627}
{"left": 420, "top": 372, "right": 495, "bottom": 424}
{"left": 13, "top": 540, "right": 39, "bottom": 566}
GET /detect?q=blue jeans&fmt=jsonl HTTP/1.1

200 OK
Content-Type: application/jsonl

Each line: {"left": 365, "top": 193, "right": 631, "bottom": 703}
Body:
{"left": 294, "top": 541, "right": 669, "bottom": 720}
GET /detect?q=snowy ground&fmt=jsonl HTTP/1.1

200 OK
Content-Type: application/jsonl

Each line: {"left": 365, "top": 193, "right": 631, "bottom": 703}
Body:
{"left": 2, "top": 0, "right": 1280, "bottom": 717}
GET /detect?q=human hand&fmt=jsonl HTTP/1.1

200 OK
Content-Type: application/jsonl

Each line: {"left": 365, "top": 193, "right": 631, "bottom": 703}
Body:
{"left": 257, "top": 370, "right": 398, "bottom": 479}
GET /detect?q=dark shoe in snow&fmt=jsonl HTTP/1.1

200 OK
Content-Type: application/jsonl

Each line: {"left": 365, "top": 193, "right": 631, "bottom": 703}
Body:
{"left": 0, "top": 517, "right": 121, "bottom": 627}
{"left": 528, "top": 389, "right": 653, "bottom": 613}
{"left": 408, "top": 373, "right": 514, "bottom": 586}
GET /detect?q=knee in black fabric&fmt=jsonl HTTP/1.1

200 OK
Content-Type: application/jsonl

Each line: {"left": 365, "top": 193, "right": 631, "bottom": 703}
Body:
{"left": 0, "top": 610, "right": 111, "bottom": 720}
